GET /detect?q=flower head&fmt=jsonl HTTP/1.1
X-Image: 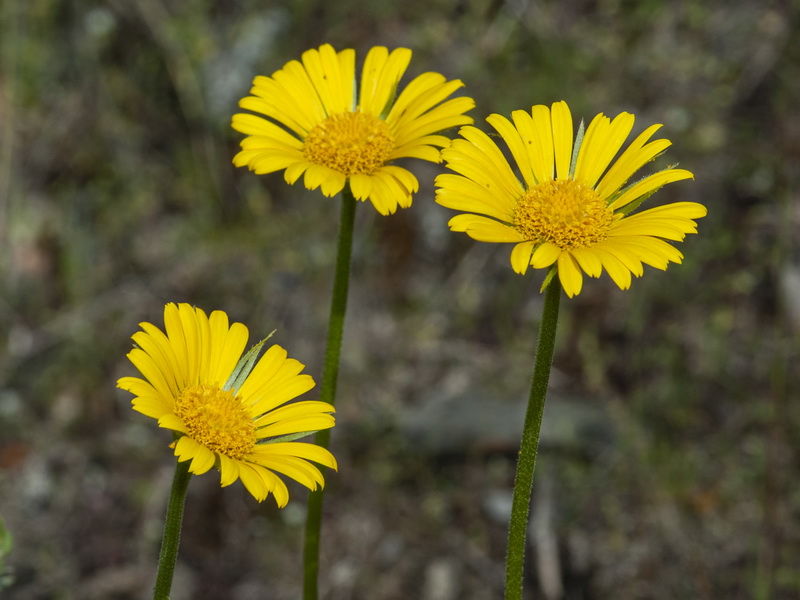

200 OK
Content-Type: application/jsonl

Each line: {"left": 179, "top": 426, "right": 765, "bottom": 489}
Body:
{"left": 435, "top": 101, "right": 707, "bottom": 297}
{"left": 117, "top": 303, "right": 337, "bottom": 506}
{"left": 232, "top": 44, "right": 474, "bottom": 215}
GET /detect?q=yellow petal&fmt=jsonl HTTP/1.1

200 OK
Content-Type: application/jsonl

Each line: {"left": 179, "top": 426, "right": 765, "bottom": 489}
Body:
{"left": 576, "top": 112, "right": 635, "bottom": 188}
{"left": 510, "top": 241, "right": 535, "bottom": 275}
{"left": 250, "top": 442, "right": 338, "bottom": 470}
{"left": 570, "top": 247, "right": 603, "bottom": 278}
{"left": 573, "top": 113, "right": 609, "bottom": 184}
{"left": 529, "top": 104, "right": 555, "bottom": 182}
{"left": 595, "top": 125, "right": 667, "bottom": 200}
{"left": 238, "top": 345, "right": 288, "bottom": 398}
{"left": 117, "top": 376, "right": 160, "bottom": 398}
{"left": 301, "top": 45, "right": 349, "bottom": 115}
{"left": 254, "top": 400, "right": 334, "bottom": 429}
{"left": 557, "top": 253, "right": 583, "bottom": 297}
{"left": 349, "top": 173, "right": 373, "bottom": 200}
{"left": 231, "top": 115, "right": 304, "bottom": 148}
{"left": 608, "top": 169, "right": 694, "bottom": 212}
{"left": 593, "top": 247, "right": 633, "bottom": 290}
{"left": 218, "top": 454, "right": 240, "bottom": 487}
{"left": 163, "top": 303, "right": 189, "bottom": 386}
{"left": 249, "top": 376, "right": 317, "bottom": 417}
{"left": 131, "top": 396, "right": 171, "bottom": 419}
{"left": 511, "top": 107, "right": 551, "bottom": 184}
{"left": 258, "top": 455, "right": 325, "bottom": 490}
{"left": 381, "top": 165, "right": 419, "bottom": 194}
{"left": 257, "top": 415, "right": 335, "bottom": 439}
{"left": 217, "top": 322, "right": 248, "bottom": 387}
{"left": 550, "top": 101, "right": 573, "bottom": 180}
{"left": 361, "top": 47, "right": 411, "bottom": 116}
{"left": 633, "top": 201, "right": 707, "bottom": 219}
{"left": 435, "top": 173, "right": 515, "bottom": 221}
{"left": 373, "top": 169, "right": 413, "bottom": 209}
{"left": 367, "top": 172, "right": 401, "bottom": 215}
{"left": 127, "top": 349, "right": 175, "bottom": 405}
{"left": 447, "top": 214, "right": 525, "bottom": 243}
{"left": 173, "top": 435, "right": 200, "bottom": 461}
{"left": 189, "top": 445, "right": 216, "bottom": 475}
{"left": 238, "top": 462, "right": 270, "bottom": 501}
{"left": 284, "top": 161, "right": 311, "bottom": 185}
{"left": 486, "top": 113, "right": 536, "bottom": 188}
{"left": 158, "top": 413, "right": 188, "bottom": 433}
{"left": 451, "top": 128, "right": 525, "bottom": 201}
{"left": 530, "top": 242, "right": 561, "bottom": 268}
{"left": 131, "top": 331, "right": 180, "bottom": 398}
{"left": 252, "top": 466, "right": 289, "bottom": 507}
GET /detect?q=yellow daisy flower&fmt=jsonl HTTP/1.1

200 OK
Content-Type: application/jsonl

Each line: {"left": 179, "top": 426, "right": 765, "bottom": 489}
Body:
{"left": 232, "top": 43, "right": 474, "bottom": 215}
{"left": 117, "top": 303, "right": 337, "bottom": 506}
{"left": 435, "top": 101, "right": 707, "bottom": 298}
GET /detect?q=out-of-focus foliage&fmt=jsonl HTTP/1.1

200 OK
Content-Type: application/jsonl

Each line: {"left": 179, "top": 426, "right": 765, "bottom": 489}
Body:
{"left": 0, "top": 517, "right": 13, "bottom": 590}
{"left": 1, "top": 0, "right": 799, "bottom": 598}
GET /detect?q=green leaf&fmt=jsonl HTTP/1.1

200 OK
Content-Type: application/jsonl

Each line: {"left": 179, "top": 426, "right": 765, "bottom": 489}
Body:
{"left": 223, "top": 330, "right": 276, "bottom": 393}
{"left": 0, "top": 517, "right": 12, "bottom": 558}
{"left": 608, "top": 163, "right": 680, "bottom": 215}
{"left": 259, "top": 431, "right": 317, "bottom": 444}
{"left": 617, "top": 186, "right": 662, "bottom": 215}
{"left": 540, "top": 265, "right": 558, "bottom": 293}
{"left": 569, "top": 119, "right": 585, "bottom": 179}
{"left": 0, "top": 517, "right": 14, "bottom": 590}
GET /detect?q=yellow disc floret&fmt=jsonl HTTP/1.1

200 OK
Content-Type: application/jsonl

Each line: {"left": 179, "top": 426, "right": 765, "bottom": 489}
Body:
{"left": 303, "top": 111, "right": 394, "bottom": 176}
{"left": 514, "top": 179, "right": 615, "bottom": 250}
{"left": 174, "top": 384, "right": 256, "bottom": 460}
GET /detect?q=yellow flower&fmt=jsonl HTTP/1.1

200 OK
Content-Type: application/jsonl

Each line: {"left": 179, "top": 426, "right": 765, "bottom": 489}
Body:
{"left": 232, "top": 44, "right": 474, "bottom": 215}
{"left": 117, "top": 303, "right": 336, "bottom": 506}
{"left": 435, "top": 101, "right": 707, "bottom": 298}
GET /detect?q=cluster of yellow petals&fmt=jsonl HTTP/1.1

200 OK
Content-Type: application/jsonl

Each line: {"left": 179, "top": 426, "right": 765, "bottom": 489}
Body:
{"left": 514, "top": 179, "right": 616, "bottom": 251}
{"left": 232, "top": 43, "right": 474, "bottom": 215}
{"left": 174, "top": 384, "right": 256, "bottom": 461}
{"left": 118, "top": 303, "right": 337, "bottom": 506}
{"left": 436, "top": 101, "right": 706, "bottom": 297}
{"left": 303, "top": 112, "right": 395, "bottom": 177}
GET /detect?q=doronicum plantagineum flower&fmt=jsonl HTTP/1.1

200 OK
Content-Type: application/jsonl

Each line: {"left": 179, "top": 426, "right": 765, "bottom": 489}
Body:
{"left": 435, "top": 101, "right": 707, "bottom": 298}
{"left": 232, "top": 44, "right": 474, "bottom": 215}
{"left": 117, "top": 303, "right": 337, "bottom": 506}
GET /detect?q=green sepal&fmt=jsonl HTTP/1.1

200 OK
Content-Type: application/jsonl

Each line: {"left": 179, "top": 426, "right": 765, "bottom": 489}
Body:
{"left": 379, "top": 86, "right": 399, "bottom": 120}
{"left": 617, "top": 186, "right": 662, "bottom": 215}
{"left": 223, "top": 330, "right": 276, "bottom": 393}
{"left": 609, "top": 163, "right": 680, "bottom": 215}
{"left": 259, "top": 430, "right": 317, "bottom": 445}
{"left": 540, "top": 265, "right": 558, "bottom": 293}
{"left": 378, "top": 68, "right": 404, "bottom": 120}
{"left": 569, "top": 119, "right": 585, "bottom": 179}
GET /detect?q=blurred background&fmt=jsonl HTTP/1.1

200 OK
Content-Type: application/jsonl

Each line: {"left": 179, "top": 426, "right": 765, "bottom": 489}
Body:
{"left": 1, "top": 0, "right": 799, "bottom": 598}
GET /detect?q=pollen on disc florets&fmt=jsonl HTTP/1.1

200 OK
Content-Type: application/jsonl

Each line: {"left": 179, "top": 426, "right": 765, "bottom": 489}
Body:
{"left": 174, "top": 384, "right": 256, "bottom": 460}
{"left": 303, "top": 111, "right": 395, "bottom": 176}
{"left": 514, "top": 178, "right": 616, "bottom": 250}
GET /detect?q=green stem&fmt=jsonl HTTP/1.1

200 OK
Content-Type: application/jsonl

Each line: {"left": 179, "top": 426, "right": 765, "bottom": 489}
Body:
{"left": 153, "top": 459, "right": 191, "bottom": 600}
{"left": 505, "top": 279, "right": 562, "bottom": 600}
{"left": 303, "top": 185, "right": 357, "bottom": 600}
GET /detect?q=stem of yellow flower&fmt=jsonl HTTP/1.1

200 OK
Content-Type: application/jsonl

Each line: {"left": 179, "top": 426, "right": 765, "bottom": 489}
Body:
{"left": 505, "top": 279, "right": 561, "bottom": 600}
{"left": 303, "top": 185, "right": 357, "bottom": 600}
{"left": 153, "top": 459, "right": 191, "bottom": 600}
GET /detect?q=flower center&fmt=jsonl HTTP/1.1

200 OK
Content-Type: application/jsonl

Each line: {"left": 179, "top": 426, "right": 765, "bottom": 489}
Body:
{"left": 303, "top": 112, "right": 394, "bottom": 176}
{"left": 514, "top": 179, "right": 615, "bottom": 250}
{"left": 174, "top": 384, "right": 255, "bottom": 460}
